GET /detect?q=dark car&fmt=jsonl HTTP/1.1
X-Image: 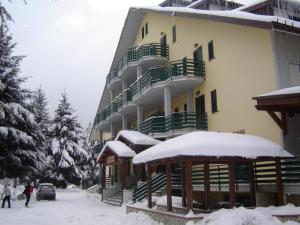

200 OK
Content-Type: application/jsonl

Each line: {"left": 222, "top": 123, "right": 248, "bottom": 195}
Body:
{"left": 36, "top": 183, "right": 56, "bottom": 201}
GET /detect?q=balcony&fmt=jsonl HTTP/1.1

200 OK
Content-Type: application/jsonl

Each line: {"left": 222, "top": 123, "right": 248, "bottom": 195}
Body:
{"left": 131, "top": 58, "right": 205, "bottom": 105}
{"left": 140, "top": 112, "right": 208, "bottom": 138}
{"left": 106, "top": 43, "right": 169, "bottom": 90}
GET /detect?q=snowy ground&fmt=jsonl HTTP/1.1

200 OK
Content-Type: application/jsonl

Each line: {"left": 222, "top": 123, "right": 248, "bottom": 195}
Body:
{"left": 0, "top": 188, "right": 160, "bottom": 225}
{"left": 1, "top": 188, "right": 300, "bottom": 225}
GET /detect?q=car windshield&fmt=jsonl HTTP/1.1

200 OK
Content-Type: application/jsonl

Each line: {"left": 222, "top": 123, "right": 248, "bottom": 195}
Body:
{"left": 40, "top": 185, "right": 54, "bottom": 190}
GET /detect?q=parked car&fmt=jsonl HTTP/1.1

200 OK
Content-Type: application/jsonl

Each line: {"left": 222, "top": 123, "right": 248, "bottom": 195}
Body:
{"left": 36, "top": 183, "right": 56, "bottom": 201}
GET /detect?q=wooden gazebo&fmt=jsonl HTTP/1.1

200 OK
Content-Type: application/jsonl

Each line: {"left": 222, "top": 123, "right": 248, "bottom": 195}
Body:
{"left": 133, "top": 131, "right": 293, "bottom": 212}
{"left": 97, "top": 141, "right": 136, "bottom": 190}
{"left": 253, "top": 86, "right": 300, "bottom": 134}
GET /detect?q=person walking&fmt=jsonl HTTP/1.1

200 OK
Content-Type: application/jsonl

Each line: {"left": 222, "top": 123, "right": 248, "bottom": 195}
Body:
{"left": 1, "top": 184, "right": 11, "bottom": 208}
{"left": 23, "top": 183, "right": 34, "bottom": 207}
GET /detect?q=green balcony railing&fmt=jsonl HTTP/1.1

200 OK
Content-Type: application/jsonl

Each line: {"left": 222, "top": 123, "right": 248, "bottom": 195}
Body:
{"left": 106, "top": 43, "right": 169, "bottom": 84}
{"left": 140, "top": 112, "right": 208, "bottom": 135}
{"left": 131, "top": 58, "right": 205, "bottom": 98}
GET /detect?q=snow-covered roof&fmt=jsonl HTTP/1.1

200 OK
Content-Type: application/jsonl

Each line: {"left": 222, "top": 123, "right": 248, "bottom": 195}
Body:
{"left": 234, "top": 0, "right": 268, "bottom": 11}
{"left": 133, "top": 131, "right": 293, "bottom": 164}
{"left": 97, "top": 141, "right": 136, "bottom": 161}
{"left": 115, "top": 130, "right": 161, "bottom": 146}
{"left": 257, "top": 86, "right": 300, "bottom": 97}
{"left": 137, "top": 6, "right": 300, "bottom": 29}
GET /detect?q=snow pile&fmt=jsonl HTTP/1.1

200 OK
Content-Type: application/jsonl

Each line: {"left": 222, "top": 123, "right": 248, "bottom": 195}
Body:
{"left": 256, "top": 204, "right": 300, "bottom": 216}
{"left": 116, "top": 130, "right": 161, "bottom": 146}
{"left": 156, "top": 195, "right": 183, "bottom": 208}
{"left": 133, "top": 131, "right": 293, "bottom": 164}
{"left": 258, "top": 86, "right": 300, "bottom": 97}
{"left": 97, "top": 141, "right": 136, "bottom": 161}
{"left": 187, "top": 207, "right": 300, "bottom": 225}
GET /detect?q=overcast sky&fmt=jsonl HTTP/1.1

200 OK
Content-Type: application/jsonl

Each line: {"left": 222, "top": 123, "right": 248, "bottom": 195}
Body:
{"left": 3, "top": 0, "right": 254, "bottom": 128}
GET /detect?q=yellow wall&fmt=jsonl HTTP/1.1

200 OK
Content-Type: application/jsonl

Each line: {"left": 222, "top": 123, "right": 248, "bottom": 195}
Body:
{"left": 134, "top": 13, "right": 281, "bottom": 144}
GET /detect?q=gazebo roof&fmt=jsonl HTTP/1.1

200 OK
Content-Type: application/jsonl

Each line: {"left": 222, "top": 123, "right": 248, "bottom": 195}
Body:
{"left": 133, "top": 131, "right": 293, "bottom": 164}
{"left": 97, "top": 141, "right": 136, "bottom": 162}
{"left": 115, "top": 130, "right": 161, "bottom": 146}
{"left": 257, "top": 86, "right": 300, "bottom": 98}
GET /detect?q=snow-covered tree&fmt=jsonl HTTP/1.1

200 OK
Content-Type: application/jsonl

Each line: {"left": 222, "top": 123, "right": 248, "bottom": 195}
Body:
{"left": 50, "top": 92, "right": 87, "bottom": 187}
{"left": 0, "top": 25, "right": 47, "bottom": 179}
{"left": 81, "top": 123, "right": 97, "bottom": 188}
{"left": 30, "top": 86, "right": 55, "bottom": 179}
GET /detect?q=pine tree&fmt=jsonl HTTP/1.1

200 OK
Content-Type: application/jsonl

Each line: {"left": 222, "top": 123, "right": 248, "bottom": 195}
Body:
{"left": 50, "top": 92, "right": 87, "bottom": 187}
{"left": 0, "top": 25, "right": 47, "bottom": 179}
{"left": 30, "top": 87, "right": 54, "bottom": 178}
{"left": 81, "top": 123, "right": 97, "bottom": 188}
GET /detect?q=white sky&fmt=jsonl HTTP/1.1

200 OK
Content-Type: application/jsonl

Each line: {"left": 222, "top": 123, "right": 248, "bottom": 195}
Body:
{"left": 4, "top": 0, "right": 254, "bottom": 128}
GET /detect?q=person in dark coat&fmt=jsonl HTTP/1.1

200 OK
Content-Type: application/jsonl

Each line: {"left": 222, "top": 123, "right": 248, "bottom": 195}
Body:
{"left": 1, "top": 184, "right": 11, "bottom": 208}
{"left": 23, "top": 183, "right": 34, "bottom": 207}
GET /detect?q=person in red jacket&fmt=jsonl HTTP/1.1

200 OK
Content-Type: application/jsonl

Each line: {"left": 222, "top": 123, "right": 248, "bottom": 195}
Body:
{"left": 23, "top": 183, "right": 34, "bottom": 207}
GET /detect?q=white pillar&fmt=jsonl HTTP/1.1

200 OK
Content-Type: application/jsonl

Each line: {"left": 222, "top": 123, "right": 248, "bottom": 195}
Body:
{"left": 164, "top": 86, "right": 172, "bottom": 116}
{"left": 122, "top": 115, "right": 128, "bottom": 130}
{"left": 137, "top": 105, "right": 144, "bottom": 129}
{"left": 110, "top": 90, "right": 114, "bottom": 102}
{"left": 110, "top": 123, "right": 115, "bottom": 138}
{"left": 186, "top": 89, "right": 194, "bottom": 112}
{"left": 137, "top": 66, "right": 143, "bottom": 79}
{"left": 122, "top": 79, "right": 128, "bottom": 91}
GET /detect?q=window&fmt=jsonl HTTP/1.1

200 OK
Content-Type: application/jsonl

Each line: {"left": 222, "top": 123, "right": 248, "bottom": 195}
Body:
{"left": 208, "top": 40, "right": 215, "bottom": 61}
{"left": 145, "top": 23, "right": 148, "bottom": 35}
{"left": 211, "top": 89, "right": 218, "bottom": 113}
{"left": 142, "top": 27, "right": 145, "bottom": 39}
{"left": 172, "top": 25, "right": 176, "bottom": 43}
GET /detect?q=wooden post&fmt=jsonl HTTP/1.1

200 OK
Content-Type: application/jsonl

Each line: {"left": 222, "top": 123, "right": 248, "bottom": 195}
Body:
{"left": 228, "top": 162, "right": 236, "bottom": 208}
{"left": 101, "top": 164, "right": 106, "bottom": 189}
{"left": 123, "top": 160, "right": 128, "bottom": 190}
{"left": 185, "top": 159, "right": 193, "bottom": 211}
{"left": 275, "top": 159, "right": 284, "bottom": 206}
{"left": 249, "top": 161, "right": 256, "bottom": 206}
{"left": 204, "top": 162, "right": 210, "bottom": 209}
{"left": 181, "top": 162, "right": 186, "bottom": 207}
{"left": 147, "top": 165, "right": 153, "bottom": 208}
{"left": 166, "top": 162, "right": 172, "bottom": 212}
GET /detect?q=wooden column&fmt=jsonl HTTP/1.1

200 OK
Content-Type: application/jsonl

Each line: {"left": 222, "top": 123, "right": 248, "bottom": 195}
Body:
{"left": 185, "top": 159, "right": 193, "bottom": 211}
{"left": 181, "top": 162, "right": 186, "bottom": 207}
{"left": 166, "top": 162, "right": 172, "bottom": 212}
{"left": 101, "top": 164, "right": 106, "bottom": 189}
{"left": 228, "top": 162, "right": 236, "bottom": 208}
{"left": 147, "top": 165, "right": 153, "bottom": 208}
{"left": 204, "top": 162, "right": 210, "bottom": 209}
{"left": 249, "top": 161, "right": 256, "bottom": 206}
{"left": 121, "top": 159, "right": 128, "bottom": 190}
{"left": 275, "top": 159, "right": 284, "bottom": 206}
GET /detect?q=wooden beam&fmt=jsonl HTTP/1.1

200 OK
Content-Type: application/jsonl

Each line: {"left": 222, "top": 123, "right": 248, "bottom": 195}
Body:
{"left": 204, "top": 162, "right": 210, "bottom": 209}
{"left": 248, "top": 162, "right": 256, "bottom": 206}
{"left": 147, "top": 165, "right": 153, "bottom": 208}
{"left": 185, "top": 159, "right": 193, "bottom": 211}
{"left": 166, "top": 162, "right": 172, "bottom": 212}
{"left": 275, "top": 159, "right": 284, "bottom": 206}
{"left": 228, "top": 162, "right": 236, "bottom": 208}
{"left": 267, "top": 111, "right": 287, "bottom": 134}
{"left": 122, "top": 160, "right": 128, "bottom": 190}
{"left": 181, "top": 162, "right": 186, "bottom": 208}
{"left": 101, "top": 164, "right": 106, "bottom": 189}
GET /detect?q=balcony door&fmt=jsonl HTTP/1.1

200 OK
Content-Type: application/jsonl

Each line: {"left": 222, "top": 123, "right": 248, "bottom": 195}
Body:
{"left": 193, "top": 46, "right": 203, "bottom": 76}
{"left": 160, "top": 34, "right": 167, "bottom": 57}
{"left": 195, "top": 95, "right": 205, "bottom": 115}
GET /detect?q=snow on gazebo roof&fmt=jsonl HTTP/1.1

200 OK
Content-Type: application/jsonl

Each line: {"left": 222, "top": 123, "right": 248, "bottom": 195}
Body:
{"left": 133, "top": 131, "right": 293, "bottom": 164}
{"left": 257, "top": 86, "right": 300, "bottom": 98}
{"left": 115, "top": 130, "right": 161, "bottom": 146}
{"left": 97, "top": 141, "right": 136, "bottom": 161}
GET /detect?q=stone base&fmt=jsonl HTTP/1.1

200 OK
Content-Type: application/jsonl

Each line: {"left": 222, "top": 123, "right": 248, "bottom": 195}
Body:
{"left": 126, "top": 205, "right": 203, "bottom": 225}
